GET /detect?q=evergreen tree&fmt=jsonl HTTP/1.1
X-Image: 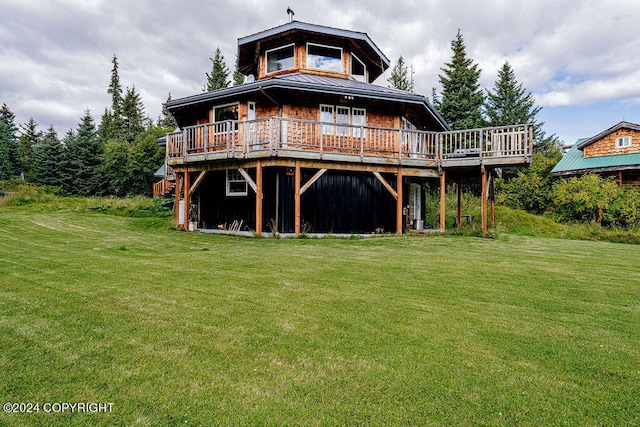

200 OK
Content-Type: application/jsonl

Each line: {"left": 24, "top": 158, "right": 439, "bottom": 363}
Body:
{"left": 33, "top": 126, "right": 65, "bottom": 187}
{"left": 99, "top": 139, "right": 130, "bottom": 196}
{"left": 233, "top": 55, "right": 245, "bottom": 86}
{"left": 158, "top": 94, "right": 177, "bottom": 128}
{"left": 127, "top": 127, "right": 166, "bottom": 196}
{"left": 0, "top": 104, "right": 22, "bottom": 179}
{"left": 486, "top": 61, "right": 560, "bottom": 153}
{"left": 387, "top": 56, "right": 414, "bottom": 92}
{"left": 18, "top": 118, "right": 42, "bottom": 182}
{"left": 204, "top": 47, "right": 230, "bottom": 91}
{"left": 63, "top": 111, "right": 103, "bottom": 195}
{"left": 122, "top": 85, "right": 149, "bottom": 144}
{"left": 108, "top": 55, "right": 123, "bottom": 117}
{"left": 437, "top": 30, "right": 485, "bottom": 129}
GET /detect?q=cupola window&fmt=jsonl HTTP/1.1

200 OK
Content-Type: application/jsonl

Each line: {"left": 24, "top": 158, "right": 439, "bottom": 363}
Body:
{"left": 266, "top": 44, "right": 295, "bottom": 73}
{"left": 307, "top": 43, "right": 342, "bottom": 72}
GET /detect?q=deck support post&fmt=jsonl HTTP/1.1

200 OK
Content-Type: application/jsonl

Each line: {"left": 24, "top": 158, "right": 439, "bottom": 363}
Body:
{"left": 481, "top": 167, "right": 487, "bottom": 233}
{"left": 183, "top": 169, "right": 191, "bottom": 229}
{"left": 490, "top": 170, "right": 495, "bottom": 228}
{"left": 175, "top": 173, "right": 181, "bottom": 227}
{"left": 255, "top": 160, "right": 263, "bottom": 236}
{"left": 439, "top": 170, "right": 446, "bottom": 232}
{"left": 294, "top": 160, "right": 301, "bottom": 237}
{"left": 396, "top": 166, "right": 403, "bottom": 234}
{"left": 456, "top": 179, "right": 462, "bottom": 230}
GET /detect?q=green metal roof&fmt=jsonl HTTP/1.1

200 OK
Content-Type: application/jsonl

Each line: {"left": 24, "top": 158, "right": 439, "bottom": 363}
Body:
{"left": 552, "top": 140, "right": 640, "bottom": 176}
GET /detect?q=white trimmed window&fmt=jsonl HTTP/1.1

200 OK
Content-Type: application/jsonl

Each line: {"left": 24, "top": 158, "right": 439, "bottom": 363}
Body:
{"left": 351, "top": 53, "right": 366, "bottom": 82}
{"left": 617, "top": 136, "right": 631, "bottom": 148}
{"left": 336, "top": 106, "right": 350, "bottom": 136}
{"left": 320, "top": 104, "right": 334, "bottom": 134}
{"left": 307, "top": 43, "right": 342, "bottom": 72}
{"left": 352, "top": 108, "right": 366, "bottom": 137}
{"left": 226, "top": 169, "right": 248, "bottom": 196}
{"left": 266, "top": 44, "right": 295, "bottom": 74}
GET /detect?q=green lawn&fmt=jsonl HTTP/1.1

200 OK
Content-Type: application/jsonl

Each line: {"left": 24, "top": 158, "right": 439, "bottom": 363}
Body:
{"left": 0, "top": 203, "right": 639, "bottom": 426}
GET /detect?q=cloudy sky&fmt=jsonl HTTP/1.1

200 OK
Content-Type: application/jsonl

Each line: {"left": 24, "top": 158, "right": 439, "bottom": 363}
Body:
{"left": 2, "top": 0, "right": 640, "bottom": 145}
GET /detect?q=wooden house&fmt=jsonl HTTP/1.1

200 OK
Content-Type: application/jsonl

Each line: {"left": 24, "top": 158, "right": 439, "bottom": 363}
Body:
{"left": 163, "top": 20, "right": 533, "bottom": 235}
{"left": 552, "top": 121, "right": 640, "bottom": 187}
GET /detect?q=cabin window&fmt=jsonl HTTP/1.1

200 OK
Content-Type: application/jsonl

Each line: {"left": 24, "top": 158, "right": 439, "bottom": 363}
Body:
{"left": 320, "top": 104, "right": 334, "bottom": 134}
{"left": 214, "top": 103, "right": 238, "bottom": 122}
{"left": 352, "top": 108, "right": 366, "bottom": 137}
{"left": 266, "top": 44, "right": 295, "bottom": 73}
{"left": 351, "top": 54, "right": 366, "bottom": 82}
{"left": 320, "top": 104, "right": 366, "bottom": 135}
{"left": 307, "top": 43, "right": 342, "bottom": 72}
{"left": 617, "top": 136, "right": 631, "bottom": 148}
{"left": 226, "top": 169, "right": 248, "bottom": 197}
{"left": 336, "top": 106, "right": 350, "bottom": 136}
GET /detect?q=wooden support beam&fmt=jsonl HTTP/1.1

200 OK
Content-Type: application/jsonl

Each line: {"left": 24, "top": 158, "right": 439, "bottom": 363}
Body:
{"left": 440, "top": 170, "right": 446, "bottom": 232}
{"left": 396, "top": 167, "right": 403, "bottom": 234}
{"left": 490, "top": 171, "right": 495, "bottom": 228}
{"left": 174, "top": 173, "right": 181, "bottom": 227}
{"left": 373, "top": 171, "right": 398, "bottom": 200}
{"left": 237, "top": 168, "right": 257, "bottom": 193}
{"left": 189, "top": 171, "right": 208, "bottom": 195}
{"left": 456, "top": 180, "right": 462, "bottom": 230}
{"left": 255, "top": 160, "right": 263, "bottom": 236}
{"left": 183, "top": 169, "right": 191, "bottom": 229}
{"left": 294, "top": 160, "right": 301, "bottom": 237}
{"left": 300, "top": 168, "right": 327, "bottom": 195}
{"left": 481, "top": 168, "right": 488, "bottom": 232}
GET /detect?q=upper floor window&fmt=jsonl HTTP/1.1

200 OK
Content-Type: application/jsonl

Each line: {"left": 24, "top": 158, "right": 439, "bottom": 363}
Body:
{"left": 214, "top": 103, "right": 238, "bottom": 122}
{"left": 351, "top": 54, "right": 366, "bottom": 82}
{"left": 307, "top": 43, "right": 342, "bottom": 72}
{"left": 266, "top": 44, "right": 295, "bottom": 74}
{"left": 617, "top": 136, "right": 631, "bottom": 148}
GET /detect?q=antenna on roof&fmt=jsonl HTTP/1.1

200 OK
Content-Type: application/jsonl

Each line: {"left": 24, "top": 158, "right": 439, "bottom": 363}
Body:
{"left": 287, "top": 6, "right": 295, "bottom": 22}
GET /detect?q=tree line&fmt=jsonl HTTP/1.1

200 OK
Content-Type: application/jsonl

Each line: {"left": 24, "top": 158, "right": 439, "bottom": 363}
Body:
{"left": 0, "top": 55, "right": 177, "bottom": 197}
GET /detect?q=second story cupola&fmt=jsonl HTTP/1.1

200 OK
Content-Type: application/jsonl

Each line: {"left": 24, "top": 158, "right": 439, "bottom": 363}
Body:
{"left": 237, "top": 21, "right": 390, "bottom": 82}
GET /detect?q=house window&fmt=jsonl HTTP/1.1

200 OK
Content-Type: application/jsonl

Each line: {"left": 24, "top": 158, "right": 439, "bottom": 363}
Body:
{"left": 617, "top": 136, "right": 631, "bottom": 148}
{"left": 320, "top": 104, "right": 366, "bottom": 135}
{"left": 226, "top": 169, "right": 247, "bottom": 196}
{"left": 307, "top": 43, "right": 342, "bottom": 72}
{"left": 336, "top": 106, "right": 350, "bottom": 136}
{"left": 320, "top": 104, "right": 334, "bottom": 134}
{"left": 214, "top": 103, "right": 238, "bottom": 122}
{"left": 352, "top": 108, "right": 366, "bottom": 137}
{"left": 266, "top": 44, "right": 295, "bottom": 74}
{"left": 351, "top": 54, "right": 366, "bottom": 82}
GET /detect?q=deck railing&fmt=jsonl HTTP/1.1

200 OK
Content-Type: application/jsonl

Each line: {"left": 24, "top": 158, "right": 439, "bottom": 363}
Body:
{"left": 167, "top": 117, "right": 531, "bottom": 165}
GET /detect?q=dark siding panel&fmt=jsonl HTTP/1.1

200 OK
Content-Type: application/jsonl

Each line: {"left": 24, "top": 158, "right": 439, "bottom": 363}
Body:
{"left": 198, "top": 170, "right": 255, "bottom": 230}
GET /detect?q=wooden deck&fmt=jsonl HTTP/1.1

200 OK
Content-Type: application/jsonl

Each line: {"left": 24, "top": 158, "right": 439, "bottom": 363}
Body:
{"left": 166, "top": 118, "right": 533, "bottom": 169}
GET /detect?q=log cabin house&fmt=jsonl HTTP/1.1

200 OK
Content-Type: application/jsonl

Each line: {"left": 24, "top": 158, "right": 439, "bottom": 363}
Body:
{"left": 552, "top": 121, "right": 640, "bottom": 187}
{"left": 161, "top": 20, "right": 533, "bottom": 236}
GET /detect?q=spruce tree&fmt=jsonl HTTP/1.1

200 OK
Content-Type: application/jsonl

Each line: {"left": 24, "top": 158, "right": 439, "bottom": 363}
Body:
{"left": 0, "top": 104, "right": 22, "bottom": 179}
{"left": 33, "top": 126, "right": 65, "bottom": 187}
{"left": 64, "top": 111, "right": 103, "bottom": 195}
{"left": 437, "top": 30, "right": 484, "bottom": 130}
{"left": 387, "top": 56, "right": 414, "bottom": 92}
{"left": 99, "top": 139, "right": 130, "bottom": 196}
{"left": 204, "top": 47, "right": 230, "bottom": 91}
{"left": 127, "top": 127, "right": 166, "bottom": 196}
{"left": 122, "top": 85, "right": 149, "bottom": 144}
{"left": 233, "top": 55, "right": 245, "bottom": 86}
{"left": 18, "top": 118, "right": 42, "bottom": 182}
{"left": 159, "top": 94, "right": 178, "bottom": 128}
{"left": 486, "top": 61, "right": 560, "bottom": 152}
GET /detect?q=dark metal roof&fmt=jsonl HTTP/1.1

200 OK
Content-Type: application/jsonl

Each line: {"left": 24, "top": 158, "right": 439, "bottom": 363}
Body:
{"left": 166, "top": 72, "right": 450, "bottom": 131}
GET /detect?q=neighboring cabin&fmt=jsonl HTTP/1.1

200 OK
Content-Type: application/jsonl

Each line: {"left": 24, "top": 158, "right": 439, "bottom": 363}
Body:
{"left": 158, "top": 20, "right": 533, "bottom": 235}
{"left": 552, "top": 121, "right": 640, "bottom": 187}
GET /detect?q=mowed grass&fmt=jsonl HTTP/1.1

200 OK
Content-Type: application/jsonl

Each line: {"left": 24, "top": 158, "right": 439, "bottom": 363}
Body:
{"left": 0, "top": 204, "right": 639, "bottom": 426}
